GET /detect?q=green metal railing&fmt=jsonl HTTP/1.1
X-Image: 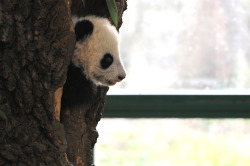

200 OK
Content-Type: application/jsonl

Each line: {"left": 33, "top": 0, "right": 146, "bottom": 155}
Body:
{"left": 103, "top": 95, "right": 250, "bottom": 118}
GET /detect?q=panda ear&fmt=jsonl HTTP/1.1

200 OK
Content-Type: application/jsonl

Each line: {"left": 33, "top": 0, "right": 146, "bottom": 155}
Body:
{"left": 74, "top": 20, "right": 94, "bottom": 41}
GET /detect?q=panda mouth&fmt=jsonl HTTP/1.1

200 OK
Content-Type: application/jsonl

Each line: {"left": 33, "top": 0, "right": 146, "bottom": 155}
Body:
{"left": 107, "top": 80, "right": 116, "bottom": 86}
{"left": 93, "top": 74, "right": 117, "bottom": 86}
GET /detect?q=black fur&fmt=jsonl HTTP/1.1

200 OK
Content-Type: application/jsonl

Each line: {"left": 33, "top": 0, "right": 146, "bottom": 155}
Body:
{"left": 74, "top": 20, "right": 94, "bottom": 41}
{"left": 61, "top": 63, "right": 97, "bottom": 109}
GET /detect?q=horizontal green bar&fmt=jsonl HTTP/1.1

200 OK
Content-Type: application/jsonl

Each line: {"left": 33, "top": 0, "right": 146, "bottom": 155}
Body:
{"left": 103, "top": 95, "right": 250, "bottom": 118}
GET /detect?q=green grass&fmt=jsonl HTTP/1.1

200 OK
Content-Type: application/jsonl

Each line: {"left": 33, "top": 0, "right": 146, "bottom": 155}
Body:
{"left": 95, "top": 119, "right": 250, "bottom": 166}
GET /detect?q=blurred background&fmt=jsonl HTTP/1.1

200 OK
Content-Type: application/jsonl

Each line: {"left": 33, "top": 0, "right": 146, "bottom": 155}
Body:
{"left": 95, "top": 0, "right": 250, "bottom": 165}
{"left": 96, "top": 119, "right": 250, "bottom": 166}
{"left": 109, "top": 0, "right": 250, "bottom": 94}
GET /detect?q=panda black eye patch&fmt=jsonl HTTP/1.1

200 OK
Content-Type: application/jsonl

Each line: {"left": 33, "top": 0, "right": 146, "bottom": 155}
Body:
{"left": 100, "top": 53, "right": 113, "bottom": 69}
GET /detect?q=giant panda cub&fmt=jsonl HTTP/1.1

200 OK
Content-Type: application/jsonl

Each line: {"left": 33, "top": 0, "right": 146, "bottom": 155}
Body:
{"left": 72, "top": 16, "right": 126, "bottom": 86}
{"left": 61, "top": 16, "right": 126, "bottom": 108}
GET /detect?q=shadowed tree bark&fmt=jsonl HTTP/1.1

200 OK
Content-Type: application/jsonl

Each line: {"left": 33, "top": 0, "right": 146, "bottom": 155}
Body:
{"left": 0, "top": 0, "right": 127, "bottom": 165}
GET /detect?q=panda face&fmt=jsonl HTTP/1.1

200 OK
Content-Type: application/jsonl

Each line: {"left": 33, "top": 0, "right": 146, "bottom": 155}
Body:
{"left": 72, "top": 16, "right": 126, "bottom": 86}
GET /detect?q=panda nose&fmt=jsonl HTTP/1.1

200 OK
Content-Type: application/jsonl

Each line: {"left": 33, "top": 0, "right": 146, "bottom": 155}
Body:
{"left": 118, "top": 75, "right": 125, "bottom": 81}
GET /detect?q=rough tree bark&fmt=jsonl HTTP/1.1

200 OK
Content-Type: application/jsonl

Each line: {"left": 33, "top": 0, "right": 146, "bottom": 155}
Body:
{"left": 0, "top": 0, "right": 127, "bottom": 165}
{"left": 0, "top": 0, "right": 75, "bottom": 165}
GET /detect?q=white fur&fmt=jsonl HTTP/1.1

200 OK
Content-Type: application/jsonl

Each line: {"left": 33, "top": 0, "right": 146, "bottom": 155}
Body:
{"left": 72, "top": 16, "right": 126, "bottom": 86}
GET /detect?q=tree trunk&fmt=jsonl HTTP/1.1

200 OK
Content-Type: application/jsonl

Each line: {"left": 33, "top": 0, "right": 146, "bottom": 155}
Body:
{"left": 0, "top": 0, "right": 127, "bottom": 165}
{"left": 0, "top": 0, "right": 75, "bottom": 165}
